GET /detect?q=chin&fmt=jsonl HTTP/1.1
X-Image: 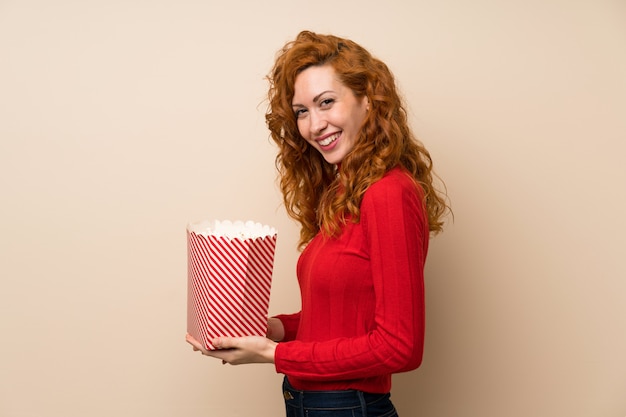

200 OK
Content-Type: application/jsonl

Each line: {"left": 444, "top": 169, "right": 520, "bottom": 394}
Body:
{"left": 322, "top": 150, "right": 349, "bottom": 166}
{"left": 323, "top": 156, "right": 343, "bottom": 165}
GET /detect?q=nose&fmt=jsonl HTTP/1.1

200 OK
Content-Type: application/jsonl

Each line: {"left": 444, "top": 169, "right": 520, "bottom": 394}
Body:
{"left": 309, "top": 109, "right": 327, "bottom": 137}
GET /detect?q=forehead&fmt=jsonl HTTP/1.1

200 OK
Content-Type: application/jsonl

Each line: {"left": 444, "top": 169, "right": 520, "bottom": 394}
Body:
{"left": 292, "top": 65, "right": 343, "bottom": 103}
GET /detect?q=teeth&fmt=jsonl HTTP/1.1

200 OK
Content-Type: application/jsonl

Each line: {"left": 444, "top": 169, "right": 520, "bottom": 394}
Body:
{"left": 319, "top": 133, "right": 340, "bottom": 146}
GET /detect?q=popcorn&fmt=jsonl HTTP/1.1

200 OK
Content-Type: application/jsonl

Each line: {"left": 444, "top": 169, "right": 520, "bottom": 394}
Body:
{"left": 186, "top": 220, "right": 277, "bottom": 350}
{"left": 188, "top": 219, "right": 277, "bottom": 240}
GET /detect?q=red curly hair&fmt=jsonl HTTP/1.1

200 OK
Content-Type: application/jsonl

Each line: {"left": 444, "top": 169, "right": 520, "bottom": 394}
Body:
{"left": 266, "top": 31, "right": 449, "bottom": 248}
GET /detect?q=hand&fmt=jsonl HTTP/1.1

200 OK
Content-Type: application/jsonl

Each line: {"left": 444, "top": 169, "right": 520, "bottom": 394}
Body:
{"left": 186, "top": 333, "right": 212, "bottom": 356}
{"left": 266, "top": 317, "right": 285, "bottom": 342}
{"left": 185, "top": 333, "right": 277, "bottom": 365}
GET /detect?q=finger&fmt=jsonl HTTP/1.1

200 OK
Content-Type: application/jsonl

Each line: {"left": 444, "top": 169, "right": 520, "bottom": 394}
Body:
{"left": 187, "top": 339, "right": 202, "bottom": 350}
{"left": 212, "top": 336, "right": 237, "bottom": 350}
{"left": 186, "top": 334, "right": 211, "bottom": 355}
{"left": 185, "top": 333, "right": 197, "bottom": 346}
{"left": 188, "top": 339, "right": 202, "bottom": 349}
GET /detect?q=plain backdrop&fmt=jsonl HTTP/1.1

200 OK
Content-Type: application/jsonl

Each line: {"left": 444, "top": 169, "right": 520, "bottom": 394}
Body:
{"left": 1, "top": 1, "right": 625, "bottom": 416}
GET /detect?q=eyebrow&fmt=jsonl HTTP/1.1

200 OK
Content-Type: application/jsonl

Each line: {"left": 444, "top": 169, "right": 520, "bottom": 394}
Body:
{"left": 292, "top": 90, "right": 334, "bottom": 107}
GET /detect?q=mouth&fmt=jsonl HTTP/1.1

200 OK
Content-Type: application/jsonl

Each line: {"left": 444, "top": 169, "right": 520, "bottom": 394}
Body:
{"left": 317, "top": 132, "right": 341, "bottom": 147}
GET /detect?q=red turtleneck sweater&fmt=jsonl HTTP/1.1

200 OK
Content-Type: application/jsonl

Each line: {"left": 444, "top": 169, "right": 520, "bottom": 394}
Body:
{"left": 273, "top": 167, "right": 429, "bottom": 393}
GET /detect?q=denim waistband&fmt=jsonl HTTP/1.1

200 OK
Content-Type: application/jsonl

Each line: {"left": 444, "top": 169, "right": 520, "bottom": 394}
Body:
{"left": 282, "top": 376, "right": 389, "bottom": 409}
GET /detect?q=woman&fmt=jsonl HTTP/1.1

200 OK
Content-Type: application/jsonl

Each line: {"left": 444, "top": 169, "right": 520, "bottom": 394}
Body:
{"left": 187, "top": 30, "right": 448, "bottom": 416}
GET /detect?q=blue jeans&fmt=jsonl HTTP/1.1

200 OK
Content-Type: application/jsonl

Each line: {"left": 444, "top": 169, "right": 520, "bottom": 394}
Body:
{"left": 282, "top": 377, "right": 399, "bottom": 417}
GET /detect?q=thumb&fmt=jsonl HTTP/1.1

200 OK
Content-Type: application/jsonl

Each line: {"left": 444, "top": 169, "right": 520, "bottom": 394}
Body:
{"left": 212, "top": 336, "right": 234, "bottom": 350}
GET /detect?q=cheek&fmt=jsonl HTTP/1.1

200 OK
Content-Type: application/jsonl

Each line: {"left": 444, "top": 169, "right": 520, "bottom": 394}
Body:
{"left": 296, "top": 118, "right": 309, "bottom": 139}
{"left": 353, "top": 107, "right": 368, "bottom": 127}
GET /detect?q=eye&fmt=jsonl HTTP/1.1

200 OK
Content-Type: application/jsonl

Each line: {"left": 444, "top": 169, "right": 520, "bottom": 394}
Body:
{"left": 294, "top": 108, "right": 308, "bottom": 118}
{"left": 320, "top": 98, "right": 334, "bottom": 107}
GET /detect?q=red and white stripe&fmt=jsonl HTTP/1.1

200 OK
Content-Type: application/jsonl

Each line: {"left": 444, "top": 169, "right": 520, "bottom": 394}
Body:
{"left": 187, "top": 231, "right": 276, "bottom": 350}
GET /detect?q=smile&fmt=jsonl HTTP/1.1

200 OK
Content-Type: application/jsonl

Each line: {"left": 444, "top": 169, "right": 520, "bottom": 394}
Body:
{"left": 318, "top": 132, "right": 340, "bottom": 147}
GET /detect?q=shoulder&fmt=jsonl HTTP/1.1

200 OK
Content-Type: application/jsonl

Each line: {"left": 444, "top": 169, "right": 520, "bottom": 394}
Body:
{"left": 363, "top": 167, "right": 424, "bottom": 204}
{"left": 360, "top": 166, "right": 427, "bottom": 234}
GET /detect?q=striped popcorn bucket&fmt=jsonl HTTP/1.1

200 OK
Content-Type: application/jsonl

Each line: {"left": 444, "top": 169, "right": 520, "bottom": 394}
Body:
{"left": 187, "top": 220, "right": 277, "bottom": 350}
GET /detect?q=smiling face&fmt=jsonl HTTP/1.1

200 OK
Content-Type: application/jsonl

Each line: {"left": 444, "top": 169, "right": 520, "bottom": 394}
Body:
{"left": 291, "top": 64, "right": 369, "bottom": 165}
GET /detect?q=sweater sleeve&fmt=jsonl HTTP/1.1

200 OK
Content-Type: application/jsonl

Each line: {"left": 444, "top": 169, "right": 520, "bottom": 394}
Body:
{"left": 274, "top": 173, "right": 428, "bottom": 381}
{"left": 272, "top": 312, "right": 301, "bottom": 342}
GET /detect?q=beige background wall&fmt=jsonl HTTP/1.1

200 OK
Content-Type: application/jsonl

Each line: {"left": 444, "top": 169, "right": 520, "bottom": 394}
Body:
{"left": 1, "top": 1, "right": 625, "bottom": 416}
